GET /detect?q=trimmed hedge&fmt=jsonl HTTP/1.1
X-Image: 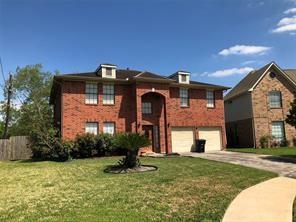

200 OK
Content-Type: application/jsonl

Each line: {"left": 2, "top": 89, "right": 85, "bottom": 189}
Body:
{"left": 30, "top": 131, "right": 122, "bottom": 161}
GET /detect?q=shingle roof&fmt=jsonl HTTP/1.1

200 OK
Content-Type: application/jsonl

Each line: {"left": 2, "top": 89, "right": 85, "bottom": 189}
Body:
{"left": 284, "top": 69, "right": 296, "bottom": 85}
{"left": 136, "top": 71, "right": 171, "bottom": 80}
{"left": 55, "top": 68, "right": 229, "bottom": 89}
{"left": 224, "top": 63, "right": 296, "bottom": 101}
{"left": 189, "top": 80, "right": 229, "bottom": 89}
{"left": 57, "top": 69, "right": 142, "bottom": 80}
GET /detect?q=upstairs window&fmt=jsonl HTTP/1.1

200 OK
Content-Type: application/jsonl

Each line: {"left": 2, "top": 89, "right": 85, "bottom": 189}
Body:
{"left": 181, "top": 74, "right": 187, "bottom": 82}
{"left": 103, "top": 122, "right": 115, "bottom": 135}
{"left": 269, "top": 91, "right": 282, "bottom": 108}
{"left": 85, "top": 122, "right": 98, "bottom": 135}
{"left": 106, "top": 68, "right": 112, "bottom": 76}
{"left": 206, "top": 91, "right": 215, "bottom": 108}
{"left": 180, "top": 88, "right": 189, "bottom": 107}
{"left": 85, "top": 83, "right": 98, "bottom": 104}
{"left": 142, "top": 102, "right": 152, "bottom": 114}
{"left": 103, "top": 84, "right": 114, "bottom": 105}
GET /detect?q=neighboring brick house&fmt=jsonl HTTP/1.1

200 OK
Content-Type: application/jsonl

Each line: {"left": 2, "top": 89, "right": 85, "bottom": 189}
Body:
{"left": 50, "top": 63, "right": 229, "bottom": 154}
{"left": 224, "top": 62, "right": 296, "bottom": 148}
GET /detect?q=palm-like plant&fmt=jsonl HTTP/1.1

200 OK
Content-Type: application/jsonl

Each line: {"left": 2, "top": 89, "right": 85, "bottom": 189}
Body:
{"left": 114, "top": 133, "right": 151, "bottom": 168}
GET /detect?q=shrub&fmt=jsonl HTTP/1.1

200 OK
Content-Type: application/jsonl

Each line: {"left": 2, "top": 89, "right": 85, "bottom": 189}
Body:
{"left": 280, "top": 139, "right": 290, "bottom": 147}
{"left": 72, "top": 133, "right": 117, "bottom": 158}
{"left": 97, "top": 134, "right": 116, "bottom": 156}
{"left": 29, "top": 128, "right": 73, "bottom": 162}
{"left": 292, "top": 137, "right": 296, "bottom": 147}
{"left": 114, "top": 133, "right": 151, "bottom": 168}
{"left": 72, "top": 133, "right": 101, "bottom": 158}
{"left": 259, "top": 135, "right": 271, "bottom": 148}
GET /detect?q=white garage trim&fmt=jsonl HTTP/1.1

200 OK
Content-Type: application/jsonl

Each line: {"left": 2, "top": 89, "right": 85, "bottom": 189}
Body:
{"left": 198, "top": 127, "right": 222, "bottom": 152}
{"left": 171, "top": 127, "right": 195, "bottom": 153}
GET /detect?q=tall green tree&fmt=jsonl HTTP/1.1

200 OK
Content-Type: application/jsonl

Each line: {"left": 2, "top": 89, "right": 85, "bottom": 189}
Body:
{"left": 1, "top": 64, "right": 56, "bottom": 137}
{"left": 286, "top": 98, "right": 296, "bottom": 129}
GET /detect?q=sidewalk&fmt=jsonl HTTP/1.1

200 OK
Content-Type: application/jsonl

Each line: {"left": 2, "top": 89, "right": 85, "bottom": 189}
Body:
{"left": 223, "top": 177, "right": 296, "bottom": 222}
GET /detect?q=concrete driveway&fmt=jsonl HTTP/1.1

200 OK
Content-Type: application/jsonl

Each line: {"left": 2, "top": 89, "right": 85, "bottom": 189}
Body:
{"left": 180, "top": 151, "right": 296, "bottom": 178}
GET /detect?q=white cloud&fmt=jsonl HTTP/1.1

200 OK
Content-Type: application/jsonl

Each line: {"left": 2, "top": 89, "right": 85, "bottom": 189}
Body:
{"left": 272, "top": 15, "right": 296, "bottom": 33}
{"left": 207, "top": 67, "right": 254, "bottom": 78}
{"left": 278, "top": 16, "right": 296, "bottom": 26}
{"left": 284, "top": 8, "right": 296, "bottom": 14}
{"left": 218, "top": 45, "right": 271, "bottom": 56}
{"left": 242, "top": 60, "right": 256, "bottom": 65}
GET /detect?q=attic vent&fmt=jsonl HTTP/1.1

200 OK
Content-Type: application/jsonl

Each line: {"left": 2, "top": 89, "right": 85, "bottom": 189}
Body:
{"left": 269, "top": 72, "right": 276, "bottom": 79}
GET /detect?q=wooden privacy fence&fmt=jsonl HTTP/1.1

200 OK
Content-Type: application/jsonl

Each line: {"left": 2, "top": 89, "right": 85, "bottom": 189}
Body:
{"left": 0, "top": 136, "right": 31, "bottom": 161}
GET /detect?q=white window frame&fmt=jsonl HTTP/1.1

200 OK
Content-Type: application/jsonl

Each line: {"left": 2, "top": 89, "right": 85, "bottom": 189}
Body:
{"left": 103, "top": 122, "right": 115, "bottom": 135}
{"left": 180, "top": 88, "right": 189, "bottom": 107}
{"left": 85, "top": 122, "right": 98, "bottom": 135}
{"left": 206, "top": 90, "right": 215, "bottom": 108}
{"left": 271, "top": 121, "right": 285, "bottom": 142}
{"left": 181, "top": 74, "right": 187, "bottom": 82}
{"left": 103, "top": 84, "right": 115, "bottom": 105}
{"left": 85, "top": 83, "right": 98, "bottom": 104}
{"left": 269, "top": 91, "right": 282, "bottom": 108}
{"left": 142, "top": 102, "right": 152, "bottom": 114}
{"left": 106, "top": 67, "right": 112, "bottom": 76}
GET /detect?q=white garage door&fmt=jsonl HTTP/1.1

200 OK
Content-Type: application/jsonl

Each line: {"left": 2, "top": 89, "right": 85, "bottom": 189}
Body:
{"left": 198, "top": 127, "right": 222, "bottom": 152}
{"left": 171, "top": 127, "right": 195, "bottom": 153}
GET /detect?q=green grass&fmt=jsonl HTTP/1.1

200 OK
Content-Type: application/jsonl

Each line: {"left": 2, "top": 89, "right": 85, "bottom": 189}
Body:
{"left": 227, "top": 147, "right": 296, "bottom": 159}
{"left": 0, "top": 157, "right": 276, "bottom": 222}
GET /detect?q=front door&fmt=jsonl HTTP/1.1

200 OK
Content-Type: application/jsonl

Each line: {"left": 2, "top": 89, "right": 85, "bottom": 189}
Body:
{"left": 142, "top": 125, "right": 160, "bottom": 153}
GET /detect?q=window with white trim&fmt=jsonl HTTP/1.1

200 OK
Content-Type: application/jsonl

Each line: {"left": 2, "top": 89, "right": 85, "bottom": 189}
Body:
{"left": 85, "top": 122, "right": 98, "bottom": 135}
{"left": 103, "top": 122, "right": 115, "bottom": 135}
{"left": 269, "top": 91, "right": 282, "bottom": 108}
{"left": 206, "top": 91, "right": 215, "bottom": 108}
{"left": 103, "top": 84, "right": 114, "bottom": 104}
{"left": 106, "top": 68, "right": 112, "bottom": 76}
{"left": 180, "top": 88, "right": 189, "bottom": 107}
{"left": 85, "top": 83, "right": 98, "bottom": 104}
{"left": 142, "top": 102, "right": 152, "bottom": 114}
{"left": 271, "top": 121, "right": 285, "bottom": 142}
{"left": 181, "top": 74, "right": 187, "bottom": 82}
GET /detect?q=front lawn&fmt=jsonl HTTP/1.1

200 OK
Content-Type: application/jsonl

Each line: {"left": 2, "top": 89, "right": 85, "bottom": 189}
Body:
{"left": 227, "top": 147, "right": 296, "bottom": 159}
{"left": 0, "top": 157, "right": 276, "bottom": 222}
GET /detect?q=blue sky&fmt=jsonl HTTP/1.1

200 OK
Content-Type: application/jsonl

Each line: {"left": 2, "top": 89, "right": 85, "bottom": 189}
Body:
{"left": 0, "top": 0, "right": 296, "bottom": 90}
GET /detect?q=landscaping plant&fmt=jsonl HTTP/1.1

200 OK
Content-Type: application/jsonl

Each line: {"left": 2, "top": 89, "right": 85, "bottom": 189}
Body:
{"left": 29, "top": 128, "right": 73, "bottom": 161}
{"left": 114, "top": 133, "right": 151, "bottom": 168}
{"left": 286, "top": 98, "right": 296, "bottom": 129}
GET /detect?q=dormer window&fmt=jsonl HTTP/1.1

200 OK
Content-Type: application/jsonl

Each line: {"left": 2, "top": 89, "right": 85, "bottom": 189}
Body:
{"left": 181, "top": 74, "right": 187, "bottom": 82}
{"left": 178, "top": 71, "right": 190, "bottom": 84}
{"left": 106, "top": 68, "right": 112, "bottom": 76}
{"left": 99, "top": 64, "right": 117, "bottom": 79}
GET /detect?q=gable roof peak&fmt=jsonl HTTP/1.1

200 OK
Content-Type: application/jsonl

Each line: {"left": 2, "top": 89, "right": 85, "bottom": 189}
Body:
{"left": 224, "top": 61, "right": 293, "bottom": 101}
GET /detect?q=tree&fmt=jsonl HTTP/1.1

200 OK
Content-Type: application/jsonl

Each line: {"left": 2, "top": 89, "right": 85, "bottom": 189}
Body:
{"left": 114, "top": 133, "right": 151, "bottom": 168}
{"left": 1, "top": 64, "right": 55, "bottom": 137}
{"left": 286, "top": 98, "right": 296, "bottom": 129}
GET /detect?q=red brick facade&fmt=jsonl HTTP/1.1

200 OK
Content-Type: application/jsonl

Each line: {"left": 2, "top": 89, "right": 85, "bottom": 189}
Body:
{"left": 225, "top": 63, "right": 296, "bottom": 148}
{"left": 52, "top": 75, "right": 227, "bottom": 153}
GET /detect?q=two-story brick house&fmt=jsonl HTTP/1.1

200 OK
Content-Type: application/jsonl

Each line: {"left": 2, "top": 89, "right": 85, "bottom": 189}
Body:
{"left": 50, "top": 63, "right": 229, "bottom": 154}
{"left": 224, "top": 62, "right": 296, "bottom": 148}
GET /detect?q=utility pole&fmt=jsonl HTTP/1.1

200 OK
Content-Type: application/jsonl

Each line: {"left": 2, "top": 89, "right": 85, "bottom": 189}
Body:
{"left": 3, "top": 73, "right": 13, "bottom": 139}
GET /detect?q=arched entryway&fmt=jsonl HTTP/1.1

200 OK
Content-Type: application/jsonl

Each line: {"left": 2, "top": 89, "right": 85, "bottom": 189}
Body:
{"left": 140, "top": 92, "right": 167, "bottom": 153}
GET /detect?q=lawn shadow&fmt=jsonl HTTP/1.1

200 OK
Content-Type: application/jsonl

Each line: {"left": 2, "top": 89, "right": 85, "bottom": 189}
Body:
{"left": 260, "top": 156, "right": 296, "bottom": 164}
{"left": 104, "top": 164, "right": 158, "bottom": 174}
